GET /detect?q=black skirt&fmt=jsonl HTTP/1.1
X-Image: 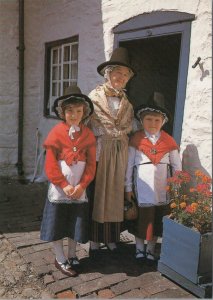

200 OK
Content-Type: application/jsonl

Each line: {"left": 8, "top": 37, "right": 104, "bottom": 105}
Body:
{"left": 40, "top": 198, "right": 89, "bottom": 243}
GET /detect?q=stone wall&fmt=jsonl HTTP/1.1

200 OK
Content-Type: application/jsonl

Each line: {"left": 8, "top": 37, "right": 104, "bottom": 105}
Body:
{"left": 0, "top": 0, "right": 211, "bottom": 178}
{"left": 0, "top": 0, "right": 19, "bottom": 176}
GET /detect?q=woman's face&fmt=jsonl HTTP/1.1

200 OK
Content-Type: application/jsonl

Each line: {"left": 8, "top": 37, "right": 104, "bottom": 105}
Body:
{"left": 109, "top": 66, "right": 131, "bottom": 89}
{"left": 141, "top": 113, "right": 164, "bottom": 135}
{"left": 64, "top": 104, "right": 84, "bottom": 126}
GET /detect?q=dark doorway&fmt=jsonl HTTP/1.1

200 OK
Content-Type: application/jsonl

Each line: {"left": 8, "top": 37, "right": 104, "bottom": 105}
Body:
{"left": 121, "top": 34, "right": 181, "bottom": 135}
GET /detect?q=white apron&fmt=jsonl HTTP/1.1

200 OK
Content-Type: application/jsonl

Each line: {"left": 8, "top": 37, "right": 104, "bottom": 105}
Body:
{"left": 48, "top": 160, "right": 87, "bottom": 204}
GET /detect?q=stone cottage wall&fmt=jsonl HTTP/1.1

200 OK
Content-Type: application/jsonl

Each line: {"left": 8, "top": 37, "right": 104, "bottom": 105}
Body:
{"left": 0, "top": 0, "right": 19, "bottom": 176}
{"left": 0, "top": 0, "right": 211, "bottom": 178}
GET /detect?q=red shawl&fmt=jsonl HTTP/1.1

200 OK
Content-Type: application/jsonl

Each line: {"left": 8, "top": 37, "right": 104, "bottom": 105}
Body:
{"left": 130, "top": 130, "right": 179, "bottom": 165}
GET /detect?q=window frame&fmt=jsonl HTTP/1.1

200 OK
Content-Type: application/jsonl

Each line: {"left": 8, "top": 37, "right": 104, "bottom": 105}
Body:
{"left": 43, "top": 35, "right": 79, "bottom": 119}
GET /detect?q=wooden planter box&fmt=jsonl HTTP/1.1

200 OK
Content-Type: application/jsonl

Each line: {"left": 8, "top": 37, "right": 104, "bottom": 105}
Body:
{"left": 158, "top": 216, "right": 212, "bottom": 298}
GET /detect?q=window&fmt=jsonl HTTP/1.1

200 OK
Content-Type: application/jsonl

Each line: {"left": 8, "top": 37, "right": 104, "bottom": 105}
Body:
{"left": 44, "top": 36, "right": 79, "bottom": 117}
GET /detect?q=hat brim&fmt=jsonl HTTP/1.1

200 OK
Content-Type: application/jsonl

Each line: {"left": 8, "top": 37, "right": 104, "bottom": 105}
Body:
{"left": 53, "top": 93, "right": 94, "bottom": 120}
{"left": 97, "top": 61, "right": 136, "bottom": 76}
{"left": 134, "top": 104, "right": 172, "bottom": 123}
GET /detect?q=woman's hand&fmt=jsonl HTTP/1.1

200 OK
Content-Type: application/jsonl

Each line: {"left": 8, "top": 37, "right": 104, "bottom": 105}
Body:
{"left": 70, "top": 184, "right": 84, "bottom": 199}
{"left": 63, "top": 185, "right": 75, "bottom": 197}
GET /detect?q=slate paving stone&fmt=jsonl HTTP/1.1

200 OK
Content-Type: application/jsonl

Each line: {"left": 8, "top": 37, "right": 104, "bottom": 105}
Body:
{"left": 0, "top": 178, "right": 197, "bottom": 298}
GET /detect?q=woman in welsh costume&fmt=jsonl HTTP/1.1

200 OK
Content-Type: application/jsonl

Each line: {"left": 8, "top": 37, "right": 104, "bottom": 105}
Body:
{"left": 87, "top": 47, "right": 136, "bottom": 255}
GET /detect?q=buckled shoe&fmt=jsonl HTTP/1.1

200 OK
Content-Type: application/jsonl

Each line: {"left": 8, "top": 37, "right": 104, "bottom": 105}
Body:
{"left": 55, "top": 259, "right": 77, "bottom": 277}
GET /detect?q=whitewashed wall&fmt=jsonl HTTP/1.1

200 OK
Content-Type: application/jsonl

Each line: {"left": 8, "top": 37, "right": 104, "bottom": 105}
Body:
{"left": 0, "top": 0, "right": 19, "bottom": 176}
{"left": 0, "top": 0, "right": 211, "bottom": 178}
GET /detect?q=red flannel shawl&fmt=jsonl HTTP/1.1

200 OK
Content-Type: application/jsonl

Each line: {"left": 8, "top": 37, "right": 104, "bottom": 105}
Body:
{"left": 43, "top": 122, "right": 96, "bottom": 189}
{"left": 129, "top": 130, "right": 179, "bottom": 165}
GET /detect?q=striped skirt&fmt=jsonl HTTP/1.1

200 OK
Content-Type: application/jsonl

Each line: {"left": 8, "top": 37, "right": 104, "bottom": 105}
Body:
{"left": 87, "top": 176, "right": 122, "bottom": 243}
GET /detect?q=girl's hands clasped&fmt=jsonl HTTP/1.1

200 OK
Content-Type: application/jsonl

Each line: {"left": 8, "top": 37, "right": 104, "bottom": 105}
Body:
{"left": 63, "top": 184, "right": 75, "bottom": 197}
{"left": 63, "top": 184, "right": 84, "bottom": 200}
{"left": 70, "top": 184, "right": 84, "bottom": 199}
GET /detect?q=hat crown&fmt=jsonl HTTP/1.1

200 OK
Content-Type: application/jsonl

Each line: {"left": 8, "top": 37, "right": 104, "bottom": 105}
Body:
{"left": 53, "top": 85, "right": 94, "bottom": 120}
{"left": 108, "top": 47, "right": 130, "bottom": 66}
{"left": 97, "top": 47, "right": 136, "bottom": 76}
{"left": 64, "top": 85, "right": 82, "bottom": 96}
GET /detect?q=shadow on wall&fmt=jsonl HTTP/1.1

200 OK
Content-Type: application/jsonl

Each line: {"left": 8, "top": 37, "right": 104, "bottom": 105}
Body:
{"left": 182, "top": 144, "right": 211, "bottom": 186}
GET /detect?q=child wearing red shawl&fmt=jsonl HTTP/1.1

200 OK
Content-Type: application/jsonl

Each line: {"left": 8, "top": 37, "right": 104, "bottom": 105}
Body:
{"left": 125, "top": 103, "right": 181, "bottom": 265}
{"left": 40, "top": 86, "right": 96, "bottom": 277}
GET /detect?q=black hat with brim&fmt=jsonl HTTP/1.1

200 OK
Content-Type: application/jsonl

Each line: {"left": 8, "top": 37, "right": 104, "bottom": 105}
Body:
{"left": 97, "top": 47, "right": 136, "bottom": 76}
{"left": 135, "top": 104, "right": 172, "bottom": 123}
{"left": 53, "top": 86, "right": 94, "bottom": 120}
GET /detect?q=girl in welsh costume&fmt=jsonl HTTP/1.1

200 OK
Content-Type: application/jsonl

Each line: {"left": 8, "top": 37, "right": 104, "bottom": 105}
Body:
{"left": 125, "top": 101, "right": 182, "bottom": 264}
{"left": 40, "top": 86, "right": 96, "bottom": 276}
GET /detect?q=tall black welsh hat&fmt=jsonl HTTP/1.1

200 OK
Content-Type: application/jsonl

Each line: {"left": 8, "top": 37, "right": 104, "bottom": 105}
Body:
{"left": 97, "top": 47, "right": 136, "bottom": 76}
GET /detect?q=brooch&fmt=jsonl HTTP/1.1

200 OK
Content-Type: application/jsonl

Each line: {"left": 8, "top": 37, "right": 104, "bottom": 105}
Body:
{"left": 73, "top": 146, "right": 77, "bottom": 152}
{"left": 150, "top": 148, "right": 157, "bottom": 154}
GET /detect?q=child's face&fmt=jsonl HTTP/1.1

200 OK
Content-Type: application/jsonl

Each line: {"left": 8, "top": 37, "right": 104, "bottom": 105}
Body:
{"left": 109, "top": 66, "right": 131, "bottom": 89}
{"left": 141, "top": 113, "right": 164, "bottom": 135}
{"left": 64, "top": 104, "right": 84, "bottom": 126}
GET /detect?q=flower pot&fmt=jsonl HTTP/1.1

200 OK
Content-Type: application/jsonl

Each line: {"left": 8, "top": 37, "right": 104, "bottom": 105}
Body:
{"left": 158, "top": 216, "right": 212, "bottom": 298}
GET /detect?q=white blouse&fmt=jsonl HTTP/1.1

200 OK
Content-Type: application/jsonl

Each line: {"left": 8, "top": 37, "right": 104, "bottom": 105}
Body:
{"left": 125, "top": 132, "right": 182, "bottom": 206}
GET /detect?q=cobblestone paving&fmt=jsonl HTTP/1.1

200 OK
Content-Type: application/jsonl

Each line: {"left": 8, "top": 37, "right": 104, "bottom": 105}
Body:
{"left": 0, "top": 178, "right": 197, "bottom": 299}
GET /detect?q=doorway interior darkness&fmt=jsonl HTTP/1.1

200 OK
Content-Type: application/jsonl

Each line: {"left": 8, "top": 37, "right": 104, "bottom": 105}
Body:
{"left": 121, "top": 34, "right": 181, "bottom": 135}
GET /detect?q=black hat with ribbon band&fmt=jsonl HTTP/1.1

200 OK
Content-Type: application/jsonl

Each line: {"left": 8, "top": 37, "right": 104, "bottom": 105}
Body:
{"left": 135, "top": 91, "right": 172, "bottom": 123}
{"left": 134, "top": 104, "right": 171, "bottom": 124}
{"left": 53, "top": 85, "right": 94, "bottom": 120}
{"left": 97, "top": 47, "right": 136, "bottom": 76}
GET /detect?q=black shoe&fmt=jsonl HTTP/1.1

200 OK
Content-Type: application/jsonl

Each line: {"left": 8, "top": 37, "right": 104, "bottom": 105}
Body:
{"left": 146, "top": 251, "right": 157, "bottom": 266}
{"left": 135, "top": 249, "right": 146, "bottom": 262}
{"left": 89, "top": 248, "right": 100, "bottom": 260}
{"left": 67, "top": 257, "right": 80, "bottom": 269}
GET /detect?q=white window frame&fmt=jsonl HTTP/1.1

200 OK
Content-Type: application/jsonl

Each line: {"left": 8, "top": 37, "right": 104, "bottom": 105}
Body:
{"left": 44, "top": 36, "right": 78, "bottom": 118}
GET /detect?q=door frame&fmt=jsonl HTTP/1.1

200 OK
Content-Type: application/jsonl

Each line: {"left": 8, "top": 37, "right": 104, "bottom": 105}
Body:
{"left": 113, "top": 11, "right": 195, "bottom": 144}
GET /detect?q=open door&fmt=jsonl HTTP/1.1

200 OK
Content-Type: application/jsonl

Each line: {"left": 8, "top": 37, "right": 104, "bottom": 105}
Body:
{"left": 113, "top": 11, "right": 195, "bottom": 142}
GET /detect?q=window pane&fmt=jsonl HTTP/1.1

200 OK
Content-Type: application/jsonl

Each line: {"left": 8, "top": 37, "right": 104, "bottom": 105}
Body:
{"left": 71, "top": 44, "right": 78, "bottom": 60}
{"left": 52, "top": 66, "right": 58, "bottom": 80}
{"left": 52, "top": 83, "right": 57, "bottom": 96}
{"left": 64, "top": 46, "right": 70, "bottom": 61}
{"left": 63, "top": 81, "right": 69, "bottom": 94}
{"left": 52, "top": 49, "right": 58, "bottom": 64}
{"left": 63, "top": 64, "right": 69, "bottom": 79}
{"left": 71, "top": 63, "right": 77, "bottom": 79}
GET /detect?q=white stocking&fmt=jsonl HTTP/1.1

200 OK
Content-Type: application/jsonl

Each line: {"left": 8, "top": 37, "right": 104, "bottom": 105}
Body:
{"left": 67, "top": 238, "right": 77, "bottom": 258}
{"left": 135, "top": 236, "right": 145, "bottom": 251}
{"left": 52, "top": 240, "right": 66, "bottom": 263}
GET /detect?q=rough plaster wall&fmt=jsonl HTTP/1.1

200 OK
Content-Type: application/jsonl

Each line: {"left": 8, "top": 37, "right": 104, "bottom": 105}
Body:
{"left": 23, "top": 0, "right": 105, "bottom": 177}
{"left": 100, "top": 0, "right": 212, "bottom": 175}
{"left": 0, "top": 0, "right": 212, "bottom": 177}
{"left": 0, "top": 0, "right": 19, "bottom": 176}
{"left": 180, "top": 1, "right": 212, "bottom": 175}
